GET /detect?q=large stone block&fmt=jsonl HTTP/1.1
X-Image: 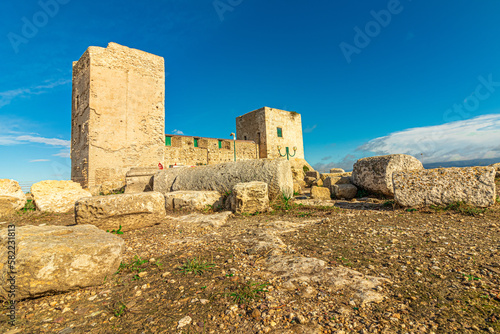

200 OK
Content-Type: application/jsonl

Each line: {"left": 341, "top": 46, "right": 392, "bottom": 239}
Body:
{"left": 393, "top": 167, "right": 496, "bottom": 207}
{"left": 323, "top": 175, "right": 352, "bottom": 194}
{"left": 320, "top": 172, "right": 352, "bottom": 181}
{"left": 332, "top": 184, "right": 358, "bottom": 200}
{"left": 0, "top": 225, "right": 124, "bottom": 301}
{"left": 125, "top": 167, "right": 158, "bottom": 194}
{"left": 75, "top": 192, "right": 166, "bottom": 232}
{"left": 229, "top": 181, "right": 269, "bottom": 214}
{"left": 154, "top": 159, "right": 293, "bottom": 199}
{"left": 0, "top": 180, "right": 26, "bottom": 217}
{"left": 306, "top": 171, "right": 320, "bottom": 179}
{"left": 31, "top": 180, "right": 92, "bottom": 213}
{"left": 164, "top": 191, "right": 223, "bottom": 211}
{"left": 329, "top": 168, "right": 345, "bottom": 173}
{"left": 352, "top": 154, "right": 423, "bottom": 196}
{"left": 310, "top": 186, "right": 331, "bottom": 200}
{"left": 490, "top": 162, "right": 500, "bottom": 178}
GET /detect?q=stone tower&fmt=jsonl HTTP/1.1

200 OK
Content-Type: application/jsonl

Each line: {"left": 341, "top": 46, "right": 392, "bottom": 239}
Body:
{"left": 71, "top": 42, "right": 165, "bottom": 193}
{"left": 236, "top": 107, "right": 304, "bottom": 160}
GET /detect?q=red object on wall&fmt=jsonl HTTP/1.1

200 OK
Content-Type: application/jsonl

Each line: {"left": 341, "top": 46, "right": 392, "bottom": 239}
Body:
{"left": 158, "top": 163, "right": 163, "bottom": 170}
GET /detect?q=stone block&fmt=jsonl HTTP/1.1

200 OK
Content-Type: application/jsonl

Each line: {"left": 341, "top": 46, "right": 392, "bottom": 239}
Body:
{"left": 329, "top": 168, "right": 345, "bottom": 173}
{"left": 352, "top": 154, "right": 423, "bottom": 196}
{"left": 164, "top": 191, "right": 223, "bottom": 211}
{"left": 75, "top": 192, "right": 166, "bottom": 232}
{"left": 31, "top": 180, "right": 92, "bottom": 213}
{"left": 229, "top": 181, "right": 269, "bottom": 214}
{"left": 393, "top": 167, "right": 496, "bottom": 207}
{"left": 125, "top": 167, "right": 158, "bottom": 194}
{"left": 0, "top": 179, "right": 26, "bottom": 217}
{"left": 310, "top": 186, "right": 331, "bottom": 200}
{"left": 0, "top": 225, "right": 124, "bottom": 301}
{"left": 306, "top": 171, "right": 320, "bottom": 179}
{"left": 332, "top": 184, "right": 358, "bottom": 200}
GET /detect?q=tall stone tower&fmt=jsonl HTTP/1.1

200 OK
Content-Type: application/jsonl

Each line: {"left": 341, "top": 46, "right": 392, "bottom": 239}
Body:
{"left": 71, "top": 42, "right": 165, "bottom": 193}
{"left": 236, "top": 107, "right": 304, "bottom": 160}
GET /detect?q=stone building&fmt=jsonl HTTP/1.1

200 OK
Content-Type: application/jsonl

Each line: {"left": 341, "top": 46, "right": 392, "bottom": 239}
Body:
{"left": 71, "top": 43, "right": 305, "bottom": 192}
{"left": 164, "top": 134, "right": 258, "bottom": 166}
{"left": 71, "top": 43, "right": 165, "bottom": 193}
{"left": 236, "top": 107, "right": 304, "bottom": 160}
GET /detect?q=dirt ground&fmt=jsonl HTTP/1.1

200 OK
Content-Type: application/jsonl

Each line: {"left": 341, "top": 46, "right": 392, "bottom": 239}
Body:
{"left": 1, "top": 181, "right": 499, "bottom": 334}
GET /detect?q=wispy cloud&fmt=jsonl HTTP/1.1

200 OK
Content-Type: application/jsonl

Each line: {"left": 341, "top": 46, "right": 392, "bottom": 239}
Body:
{"left": 30, "top": 159, "right": 50, "bottom": 162}
{"left": 172, "top": 129, "right": 184, "bottom": 135}
{"left": 0, "top": 79, "right": 70, "bottom": 108}
{"left": 304, "top": 124, "right": 317, "bottom": 133}
{"left": 53, "top": 149, "right": 70, "bottom": 158}
{"left": 313, "top": 154, "right": 357, "bottom": 172}
{"left": 0, "top": 135, "right": 70, "bottom": 147}
{"left": 357, "top": 114, "right": 500, "bottom": 163}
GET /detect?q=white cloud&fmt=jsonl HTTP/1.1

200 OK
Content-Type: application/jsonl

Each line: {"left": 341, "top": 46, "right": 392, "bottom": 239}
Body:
{"left": 0, "top": 79, "right": 70, "bottom": 108}
{"left": 304, "top": 124, "right": 317, "bottom": 133}
{"left": 0, "top": 135, "right": 70, "bottom": 147}
{"left": 313, "top": 154, "right": 357, "bottom": 172}
{"left": 358, "top": 114, "right": 500, "bottom": 163}
{"left": 172, "top": 129, "right": 184, "bottom": 135}
{"left": 53, "top": 149, "right": 70, "bottom": 158}
{"left": 30, "top": 159, "right": 50, "bottom": 162}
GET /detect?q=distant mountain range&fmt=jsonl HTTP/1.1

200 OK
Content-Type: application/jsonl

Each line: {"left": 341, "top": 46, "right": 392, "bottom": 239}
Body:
{"left": 423, "top": 157, "right": 500, "bottom": 169}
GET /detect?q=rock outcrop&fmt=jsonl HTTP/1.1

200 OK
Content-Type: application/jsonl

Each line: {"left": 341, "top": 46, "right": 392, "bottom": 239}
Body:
{"left": 0, "top": 225, "right": 124, "bottom": 301}
{"left": 352, "top": 154, "right": 423, "bottom": 196}
{"left": 154, "top": 159, "right": 293, "bottom": 199}
{"left": 489, "top": 162, "right": 500, "bottom": 178}
{"left": 0, "top": 179, "right": 26, "bottom": 217}
{"left": 332, "top": 184, "right": 358, "bottom": 200}
{"left": 393, "top": 167, "right": 496, "bottom": 207}
{"left": 31, "top": 180, "right": 92, "bottom": 213}
{"left": 75, "top": 192, "right": 166, "bottom": 232}
{"left": 229, "top": 181, "right": 269, "bottom": 214}
{"left": 164, "top": 191, "right": 223, "bottom": 211}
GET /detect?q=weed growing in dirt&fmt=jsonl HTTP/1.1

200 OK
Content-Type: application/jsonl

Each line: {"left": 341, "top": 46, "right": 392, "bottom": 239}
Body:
{"left": 229, "top": 281, "right": 269, "bottom": 304}
{"left": 106, "top": 225, "right": 124, "bottom": 234}
{"left": 178, "top": 257, "right": 215, "bottom": 275}
{"left": 431, "top": 201, "right": 488, "bottom": 216}
{"left": 21, "top": 199, "right": 35, "bottom": 212}
{"left": 99, "top": 188, "right": 125, "bottom": 196}
{"left": 116, "top": 256, "right": 147, "bottom": 275}
{"left": 463, "top": 273, "right": 481, "bottom": 281}
{"left": 113, "top": 302, "right": 127, "bottom": 317}
{"left": 303, "top": 165, "right": 309, "bottom": 172}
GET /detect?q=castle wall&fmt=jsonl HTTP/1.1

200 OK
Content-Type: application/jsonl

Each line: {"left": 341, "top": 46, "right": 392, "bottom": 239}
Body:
{"left": 164, "top": 135, "right": 258, "bottom": 166}
{"left": 236, "top": 108, "right": 267, "bottom": 158}
{"left": 71, "top": 43, "right": 165, "bottom": 193}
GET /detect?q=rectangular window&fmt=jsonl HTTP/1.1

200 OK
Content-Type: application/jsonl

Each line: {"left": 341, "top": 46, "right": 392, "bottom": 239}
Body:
{"left": 218, "top": 140, "right": 222, "bottom": 149}
{"left": 194, "top": 138, "right": 199, "bottom": 147}
{"left": 165, "top": 136, "right": 171, "bottom": 146}
{"left": 277, "top": 127, "right": 283, "bottom": 138}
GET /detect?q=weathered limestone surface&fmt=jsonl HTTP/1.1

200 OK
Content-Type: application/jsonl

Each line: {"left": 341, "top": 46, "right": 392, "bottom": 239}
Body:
{"left": 393, "top": 167, "right": 496, "bottom": 207}
{"left": 310, "top": 186, "right": 331, "bottom": 200}
{"left": 75, "top": 192, "right": 166, "bottom": 232}
{"left": 164, "top": 191, "right": 223, "bottom": 211}
{"left": 236, "top": 107, "right": 305, "bottom": 160}
{"left": 71, "top": 42, "right": 165, "bottom": 193}
{"left": 490, "top": 163, "right": 500, "bottom": 178}
{"left": 323, "top": 175, "right": 352, "bottom": 194}
{"left": 352, "top": 154, "right": 423, "bottom": 196}
{"left": 31, "top": 181, "right": 92, "bottom": 213}
{"left": 0, "top": 225, "right": 124, "bottom": 301}
{"left": 332, "top": 184, "right": 358, "bottom": 200}
{"left": 96, "top": 180, "right": 126, "bottom": 196}
{"left": 0, "top": 179, "right": 26, "bottom": 217}
{"left": 229, "top": 182, "right": 269, "bottom": 214}
{"left": 154, "top": 159, "right": 293, "bottom": 199}
{"left": 320, "top": 172, "right": 352, "bottom": 181}
{"left": 125, "top": 167, "right": 158, "bottom": 194}
{"left": 306, "top": 171, "right": 320, "bottom": 179}
{"left": 329, "top": 168, "right": 345, "bottom": 173}
{"left": 293, "top": 182, "right": 303, "bottom": 195}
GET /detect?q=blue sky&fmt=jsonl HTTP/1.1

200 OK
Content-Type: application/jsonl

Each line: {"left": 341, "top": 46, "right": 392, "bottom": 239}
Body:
{"left": 1, "top": 0, "right": 500, "bottom": 188}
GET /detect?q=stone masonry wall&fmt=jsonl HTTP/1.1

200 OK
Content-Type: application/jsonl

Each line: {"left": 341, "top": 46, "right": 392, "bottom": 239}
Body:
{"left": 164, "top": 135, "right": 258, "bottom": 166}
{"left": 236, "top": 107, "right": 304, "bottom": 160}
{"left": 71, "top": 42, "right": 165, "bottom": 193}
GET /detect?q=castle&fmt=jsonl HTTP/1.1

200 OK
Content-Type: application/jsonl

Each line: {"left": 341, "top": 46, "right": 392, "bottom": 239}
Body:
{"left": 71, "top": 43, "right": 304, "bottom": 193}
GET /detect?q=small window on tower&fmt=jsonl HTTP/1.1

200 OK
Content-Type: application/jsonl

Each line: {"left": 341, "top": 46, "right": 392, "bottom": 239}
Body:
{"left": 218, "top": 140, "right": 222, "bottom": 149}
{"left": 277, "top": 127, "right": 283, "bottom": 138}
{"left": 244, "top": 136, "right": 247, "bottom": 140}
{"left": 165, "top": 136, "right": 171, "bottom": 146}
{"left": 194, "top": 138, "right": 199, "bottom": 147}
